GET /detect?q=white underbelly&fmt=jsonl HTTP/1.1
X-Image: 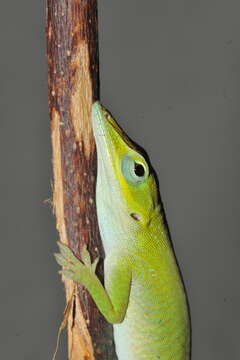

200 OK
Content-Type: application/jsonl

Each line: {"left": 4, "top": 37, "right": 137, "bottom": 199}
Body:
{"left": 113, "top": 320, "right": 135, "bottom": 360}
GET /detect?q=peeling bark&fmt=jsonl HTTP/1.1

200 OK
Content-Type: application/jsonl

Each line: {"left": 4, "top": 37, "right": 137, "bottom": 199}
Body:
{"left": 46, "top": 1, "right": 117, "bottom": 359}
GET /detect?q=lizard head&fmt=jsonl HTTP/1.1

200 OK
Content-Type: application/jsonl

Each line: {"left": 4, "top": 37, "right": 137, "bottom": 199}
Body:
{"left": 92, "top": 102, "right": 160, "bottom": 238}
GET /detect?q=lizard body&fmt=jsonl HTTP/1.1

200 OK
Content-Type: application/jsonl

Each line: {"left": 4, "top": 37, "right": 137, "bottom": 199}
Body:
{"left": 55, "top": 102, "right": 190, "bottom": 360}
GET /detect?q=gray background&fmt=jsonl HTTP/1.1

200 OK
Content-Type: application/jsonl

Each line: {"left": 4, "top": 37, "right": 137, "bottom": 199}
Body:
{"left": 0, "top": 0, "right": 239, "bottom": 359}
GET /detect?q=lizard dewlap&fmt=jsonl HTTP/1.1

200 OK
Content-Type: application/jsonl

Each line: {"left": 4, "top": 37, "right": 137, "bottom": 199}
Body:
{"left": 55, "top": 101, "right": 190, "bottom": 360}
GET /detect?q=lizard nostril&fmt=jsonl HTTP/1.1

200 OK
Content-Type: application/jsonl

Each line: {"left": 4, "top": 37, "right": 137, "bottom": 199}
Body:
{"left": 130, "top": 213, "right": 140, "bottom": 221}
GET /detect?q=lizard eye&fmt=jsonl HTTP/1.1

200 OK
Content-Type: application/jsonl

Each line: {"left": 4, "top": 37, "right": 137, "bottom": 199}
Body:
{"left": 121, "top": 156, "right": 149, "bottom": 185}
{"left": 134, "top": 162, "right": 145, "bottom": 177}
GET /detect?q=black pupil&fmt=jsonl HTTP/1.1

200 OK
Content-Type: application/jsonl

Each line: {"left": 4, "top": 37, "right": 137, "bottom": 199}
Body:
{"left": 134, "top": 162, "right": 145, "bottom": 177}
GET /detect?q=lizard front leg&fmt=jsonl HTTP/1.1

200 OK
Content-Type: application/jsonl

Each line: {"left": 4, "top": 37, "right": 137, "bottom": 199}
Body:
{"left": 55, "top": 242, "right": 131, "bottom": 324}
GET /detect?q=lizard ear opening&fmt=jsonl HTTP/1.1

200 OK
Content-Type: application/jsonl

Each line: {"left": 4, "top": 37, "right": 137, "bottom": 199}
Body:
{"left": 130, "top": 213, "right": 141, "bottom": 221}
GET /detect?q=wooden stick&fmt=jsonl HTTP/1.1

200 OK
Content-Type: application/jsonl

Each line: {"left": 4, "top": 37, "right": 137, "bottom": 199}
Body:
{"left": 46, "top": 1, "right": 116, "bottom": 359}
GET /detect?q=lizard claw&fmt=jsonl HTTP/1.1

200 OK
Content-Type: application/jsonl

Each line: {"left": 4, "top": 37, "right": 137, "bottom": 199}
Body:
{"left": 56, "top": 242, "right": 79, "bottom": 265}
{"left": 58, "top": 269, "right": 76, "bottom": 281}
{"left": 91, "top": 256, "right": 99, "bottom": 273}
{"left": 80, "top": 243, "right": 99, "bottom": 274}
{"left": 80, "top": 243, "right": 91, "bottom": 267}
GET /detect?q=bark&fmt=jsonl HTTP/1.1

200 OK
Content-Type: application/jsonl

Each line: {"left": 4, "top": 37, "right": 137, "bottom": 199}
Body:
{"left": 46, "top": 1, "right": 117, "bottom": 359}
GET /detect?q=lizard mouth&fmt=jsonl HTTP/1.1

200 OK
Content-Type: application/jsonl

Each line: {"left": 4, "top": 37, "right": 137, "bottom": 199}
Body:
{"left": 92, "top": 101, "right": 138, "bottom": 152}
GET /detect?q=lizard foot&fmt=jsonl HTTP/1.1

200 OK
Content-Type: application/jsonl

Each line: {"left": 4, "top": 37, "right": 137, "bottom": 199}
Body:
{"left": 54, "top": 242, "right": 99, "bottom": 282}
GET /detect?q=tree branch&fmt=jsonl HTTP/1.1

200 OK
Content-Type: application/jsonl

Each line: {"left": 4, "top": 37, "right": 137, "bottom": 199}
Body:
{"left": 46, "top": 1, "right": 116, "bottom": 358}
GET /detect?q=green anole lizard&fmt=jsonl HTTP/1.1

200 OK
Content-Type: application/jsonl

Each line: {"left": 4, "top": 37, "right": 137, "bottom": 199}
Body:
{"left": 55, "top": 102, "right": 190, "bottom": 360}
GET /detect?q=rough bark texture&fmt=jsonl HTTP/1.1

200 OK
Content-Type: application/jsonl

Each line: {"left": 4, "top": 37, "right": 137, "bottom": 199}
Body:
{"left": 46, "top": 1, "right": 117, "bottom": 359}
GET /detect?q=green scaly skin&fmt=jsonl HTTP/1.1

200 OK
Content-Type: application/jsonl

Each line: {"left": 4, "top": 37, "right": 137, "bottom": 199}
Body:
{"left": 55, "top": 102, "right": 190, "bottom": 360}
